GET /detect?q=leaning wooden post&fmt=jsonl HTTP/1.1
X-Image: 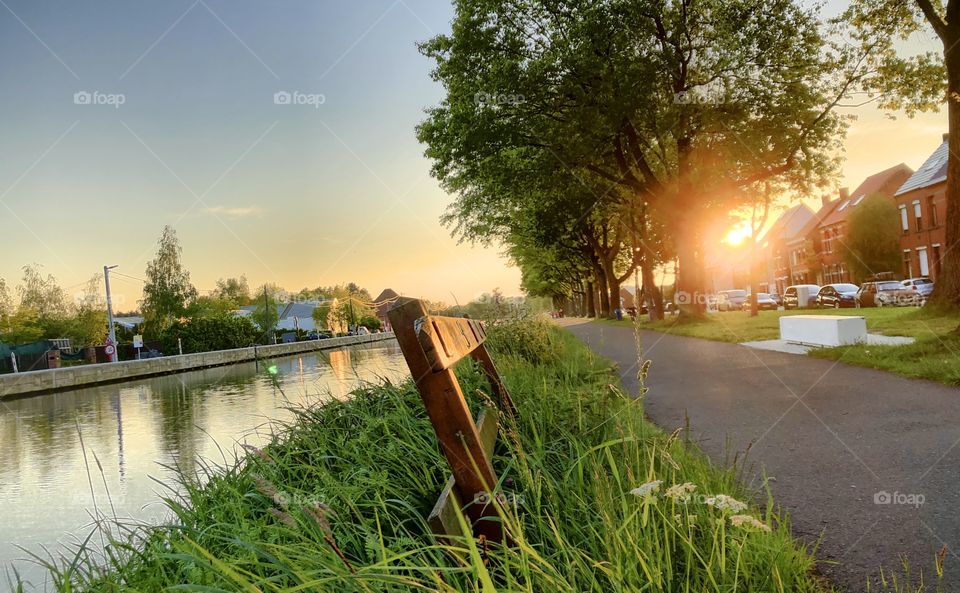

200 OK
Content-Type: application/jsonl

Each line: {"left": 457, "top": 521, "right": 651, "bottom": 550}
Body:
{"left": 388, "top": 298, "right": 502, "bottom": 542}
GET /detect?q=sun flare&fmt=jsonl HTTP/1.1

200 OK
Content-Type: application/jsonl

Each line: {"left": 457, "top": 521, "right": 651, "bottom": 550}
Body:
{"left": 723, "top": 222, "right": 753, "bottom": 246}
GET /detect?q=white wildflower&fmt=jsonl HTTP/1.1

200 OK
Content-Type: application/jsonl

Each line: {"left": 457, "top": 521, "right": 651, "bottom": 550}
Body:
{"left": 630, "top": 480, "right": 662, "bottom": 497}
{"left": 729, "top": 514, "right": 771, "bottom": 532}
{"left": 665, "top": 482, "right": 697, "bottom": 503}
{"left": 674, "top": 513, "right": 697, "bottom": 526}
{"left": 704, "top": 494, "right": 748, "bottom": 512}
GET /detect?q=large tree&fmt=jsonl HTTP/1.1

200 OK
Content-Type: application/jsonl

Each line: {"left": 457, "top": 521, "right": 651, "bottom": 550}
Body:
{"left": 842, "top": 194, "right": 903, "bottom": 282}
{"left": 214, "top": 275, "right": 252, "bottom": 306}
{"left": 142, "top": 226, "right": 197, "bottom": 331}
{"left": 419, "top": 0, "right": 854, "bottom": 315}
{"left": 844, "top": 0, "right": 959, "bottom": 307}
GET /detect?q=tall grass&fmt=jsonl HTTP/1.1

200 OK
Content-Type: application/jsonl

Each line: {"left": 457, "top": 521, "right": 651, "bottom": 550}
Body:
{"left": 24, "top": 320, "right": 834, "bottom": 592}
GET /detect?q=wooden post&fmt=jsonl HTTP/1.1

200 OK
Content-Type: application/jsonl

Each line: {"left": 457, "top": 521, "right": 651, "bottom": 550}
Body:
{"left": 388, "top": 298, "right": 502, "bottom": 542}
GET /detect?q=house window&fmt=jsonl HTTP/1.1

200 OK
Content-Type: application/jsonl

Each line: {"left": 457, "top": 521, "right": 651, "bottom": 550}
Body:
{"left": 917, "top": 247, "right": 930, "bottom": 276}
{"left": 822, "top": 229, "right": 833, "bottom": 254}
{"left": 929, "top": 196, "right": 939, "bottom": 227}
{"left": 903, "top": 250, "right": 913, "bottom": 278}
{"left": 932, "top": 244, "right": 942, "bottom": 278}
{"left": 914, "top": 200, "right": 923, "bottom": 231}
{"left": 900, "top": 205, "right": 909, "bottom": 233}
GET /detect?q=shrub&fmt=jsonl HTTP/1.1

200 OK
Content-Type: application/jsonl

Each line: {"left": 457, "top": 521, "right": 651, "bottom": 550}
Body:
{"left": 159, "top": 314, "right": 259, "bottom": 354}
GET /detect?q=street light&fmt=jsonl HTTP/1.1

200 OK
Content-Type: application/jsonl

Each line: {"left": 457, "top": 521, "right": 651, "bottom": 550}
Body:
{"left": 104, "top": 265, "right": 119, "bottom": 362}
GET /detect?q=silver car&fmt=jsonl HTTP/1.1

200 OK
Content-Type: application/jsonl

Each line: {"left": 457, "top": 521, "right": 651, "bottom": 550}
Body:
{"left": 901, "top": 277, "right": 934, "bottom": 302}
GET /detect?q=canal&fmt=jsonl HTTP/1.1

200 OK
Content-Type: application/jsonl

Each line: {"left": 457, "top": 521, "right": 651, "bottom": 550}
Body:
{"left": 0, "top": 340, "right": 407, "bottom": 591}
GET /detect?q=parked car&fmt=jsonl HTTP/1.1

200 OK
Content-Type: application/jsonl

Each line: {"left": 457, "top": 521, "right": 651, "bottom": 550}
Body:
{"left": 901, "top": 277, "right": 935, "bottom": 302}
{"left": 855, "top": 281, "right": 914, "bottom": 307}
{"left": 716, "top": 289, "right": 748, "bottom": 311}
{"left": 783, "top": 284, "right": 820, "bottom": 309}
{"left": 768, "top": 293, "right": 783, "bottom": 306}
{"left": 740, "top": 293, "right": 778, "bottom": 311}
{"left": 817, "top": 283, "right": 859, "bottom": 308}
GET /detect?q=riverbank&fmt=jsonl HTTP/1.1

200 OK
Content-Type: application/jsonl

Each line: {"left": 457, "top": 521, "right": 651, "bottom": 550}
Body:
{"left": 0, "top": 333, "right": 395, "bottom": 399}
{"left": 35, "top": 320, "right": 834, "bottom": 593}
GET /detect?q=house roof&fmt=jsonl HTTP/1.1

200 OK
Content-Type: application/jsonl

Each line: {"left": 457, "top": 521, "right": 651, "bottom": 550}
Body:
{"left": 759, "top": 202, "right": 816, "bottom": 248}
{"left": 373, "top": 288, "right": 399, "bottom": 304}
{"left": 819, "top": 163, "right": 913, "bottom": 227}
{"left": 896, "top": 140, "right": 948, "bottom": 196}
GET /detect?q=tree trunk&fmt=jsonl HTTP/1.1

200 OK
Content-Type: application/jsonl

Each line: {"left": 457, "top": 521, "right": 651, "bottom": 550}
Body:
{"left": 674, "top": 223, "right": 705, "bottom": 316}
{"left": 586, "top": 279, "right": 597, "bottom": 318}
{"left": 642, "top": 257, "right": 663, "bottom": 321}
{"left": 934, "top": 44, "right": 960, "bottom": 309}
{"left": 595, "top": 269, "right": 611, "bottom": 318}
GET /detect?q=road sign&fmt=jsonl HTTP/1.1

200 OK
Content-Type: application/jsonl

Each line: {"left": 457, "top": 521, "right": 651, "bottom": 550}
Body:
{"left": 133, "top": 335, "right": 143, "bottom": 349}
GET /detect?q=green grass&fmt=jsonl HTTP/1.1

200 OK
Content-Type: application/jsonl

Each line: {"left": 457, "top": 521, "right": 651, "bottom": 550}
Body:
{"left": 600, "top": 307, "right": 959, "bottom": 343}
{"left": 600, "top": 308, "right": 960, "bottom": 387}
{"left": 22, "top": 319, "right": 846, "bottom": 593}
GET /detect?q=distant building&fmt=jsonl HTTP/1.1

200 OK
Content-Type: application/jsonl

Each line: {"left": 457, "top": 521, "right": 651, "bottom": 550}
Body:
{"left": 812, "top": 163, "right": 913, "bottom": 284}
{"left": 759, "top": 203, "right": 816, "bottom": 295}
{"left": 894, "top": 135, "right": 948, "bottom": 281}
{"left": 237, "top": 299, "right": 333, "bottom": 332}
{"left": 372, "top": 288, "right": 400, "bottom": 331}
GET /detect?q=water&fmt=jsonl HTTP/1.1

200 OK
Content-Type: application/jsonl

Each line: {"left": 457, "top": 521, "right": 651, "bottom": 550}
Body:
{"left": 0, "top": 340, "right": 407, "bottom": 591}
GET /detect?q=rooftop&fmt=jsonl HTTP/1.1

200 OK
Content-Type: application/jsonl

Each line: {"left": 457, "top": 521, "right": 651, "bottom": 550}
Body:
{"left": 896, "top": 140, "right": 948, "bottom": 196}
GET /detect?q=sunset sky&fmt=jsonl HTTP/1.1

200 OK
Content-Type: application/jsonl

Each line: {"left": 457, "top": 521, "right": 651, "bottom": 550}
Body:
{"left": 0, "top": 0, "right": 947, "bottom": 308}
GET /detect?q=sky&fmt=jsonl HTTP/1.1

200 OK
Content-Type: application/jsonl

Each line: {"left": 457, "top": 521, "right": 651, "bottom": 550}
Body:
{"left": 0, "top": 0, "right": 948, "bottom": 309}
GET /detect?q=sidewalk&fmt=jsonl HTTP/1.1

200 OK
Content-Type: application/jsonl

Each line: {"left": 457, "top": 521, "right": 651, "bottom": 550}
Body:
{"left": 560, "top": 318, "right": 960, "bottom": 592}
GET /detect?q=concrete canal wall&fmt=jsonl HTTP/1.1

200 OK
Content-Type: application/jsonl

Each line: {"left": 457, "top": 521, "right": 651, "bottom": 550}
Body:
{"left": 0, "top": 333, "right": 397, "bottom": 399}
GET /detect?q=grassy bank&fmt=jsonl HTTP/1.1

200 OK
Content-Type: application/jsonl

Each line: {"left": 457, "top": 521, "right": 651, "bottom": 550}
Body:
{"left": 600, "top": 308, "right": 960, "bottom": 386}
{"left": 33, "top": 320, "right": 831, "bottom": 592}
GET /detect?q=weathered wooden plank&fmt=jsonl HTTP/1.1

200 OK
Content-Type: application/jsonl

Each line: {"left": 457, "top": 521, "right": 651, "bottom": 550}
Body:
{"left": 387, "top": 298, "right": 502, "bottom": 542}
{"left": 427, "top": 408, "right": 498, "bottom": 537}
{"left": 470, "top": 343, "right": 517, "bottom": 418}
{"left": 415, "top": 314, "right": 487, "bottom": 371}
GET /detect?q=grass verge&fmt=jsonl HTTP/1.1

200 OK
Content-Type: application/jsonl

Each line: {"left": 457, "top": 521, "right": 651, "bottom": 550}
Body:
{"left": 600, "top": 308, "right": 960, "bottom": 386}
{"left": 30, "top": 320, "right": 832, "bottom": 592}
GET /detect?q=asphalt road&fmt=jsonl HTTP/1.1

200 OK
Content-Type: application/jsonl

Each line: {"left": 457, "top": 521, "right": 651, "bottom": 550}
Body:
{"left": 560, "top": 318, "right": 960, "bottom": 592}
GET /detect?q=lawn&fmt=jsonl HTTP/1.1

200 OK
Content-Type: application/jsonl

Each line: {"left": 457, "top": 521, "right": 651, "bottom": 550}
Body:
{"left": 599, "top": 307, "right": 960, "bottom": 386}
{"left": 32, "top": 319, "right": 838, "bottom": 593}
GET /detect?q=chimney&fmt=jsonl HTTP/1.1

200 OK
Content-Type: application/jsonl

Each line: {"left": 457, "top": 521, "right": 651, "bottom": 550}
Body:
{"left": 839, "top": 187, "right": 849, "bottom": 201}
{"left": 944, "top": 132, "right": 950, "bottom": 143}
{"left": 820, "top": 194, "right": 832, "bottom": 208}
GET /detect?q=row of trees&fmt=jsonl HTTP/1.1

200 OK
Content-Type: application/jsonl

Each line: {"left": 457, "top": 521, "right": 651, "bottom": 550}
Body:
{"left": 418, "top": 0, "right": 959, "bottom": 318}
{"left": 0, "top": 225, "right": 383, "bottom": 352}
{"left": 0, "top": 266, "right": 108, "bottom": 348}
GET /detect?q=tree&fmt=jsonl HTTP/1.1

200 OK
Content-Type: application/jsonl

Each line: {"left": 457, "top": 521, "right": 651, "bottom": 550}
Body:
{"left": 17, "top": 264, "right": 70, "bottom": 337}
{"left": 0, "top": 277, "right": 12, "bottom": 334}
{"left": 418, "top": 0, "right": 855, "bottom": 316}
{"left": 251, "top": 288, "right": 280, "bottom": 340}
{"left": 842, "top": 194, "right": 902, "bottom": 282}
{"left": 187, "top": 295, "right": 238, "bottom": 319}
{"left": 214, "top": 276, "right": 252, "bottom": 305}
{"left": 844, "top": 0, "right": 958, "bottom": 307}
{"left": 68, "top": 275, "right": 108, "bottom": 348}
{"left": 142, "top": 226, "right": 197, "bottom": 331}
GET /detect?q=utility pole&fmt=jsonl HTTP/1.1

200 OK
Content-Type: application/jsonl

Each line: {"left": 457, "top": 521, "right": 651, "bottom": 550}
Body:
{"left": 104, "top": 265, "right": 119, "bottom": 362}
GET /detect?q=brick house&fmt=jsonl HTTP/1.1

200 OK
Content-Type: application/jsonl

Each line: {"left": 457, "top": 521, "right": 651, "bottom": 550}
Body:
{"left": 762, "top": 203, "right": 816, "bottom": 295}
{"left": 893, "top": 136, "right": 948, "bottom": 281}
{"left": 812, "top": 163, "right": 914, "bottom": 284}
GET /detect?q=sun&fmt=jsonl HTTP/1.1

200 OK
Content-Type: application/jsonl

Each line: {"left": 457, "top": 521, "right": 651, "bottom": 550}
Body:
{"left": 723, "top": 222, "right": 753, "bottom": 246}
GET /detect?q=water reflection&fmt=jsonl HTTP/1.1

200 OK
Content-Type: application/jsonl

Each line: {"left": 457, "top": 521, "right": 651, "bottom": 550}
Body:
{"left": 0, "top": 341, "right": 405, "bottom": 591}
